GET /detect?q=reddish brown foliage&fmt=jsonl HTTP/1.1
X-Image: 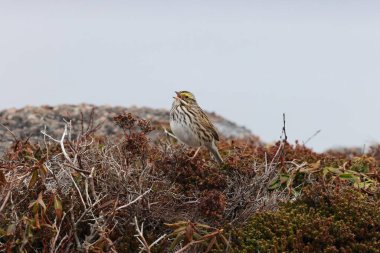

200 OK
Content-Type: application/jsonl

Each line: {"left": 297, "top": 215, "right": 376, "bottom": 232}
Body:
{"left": 0, "top": 113, "right": 379, "bottom": 253}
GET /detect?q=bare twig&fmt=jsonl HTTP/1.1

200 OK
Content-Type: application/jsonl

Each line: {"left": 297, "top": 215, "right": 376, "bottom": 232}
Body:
{"left": 0, "top": 122, "right": 17, "bottom": 142}
{"left": 164, "top": 128, "right": 178, "bottom": 140}
{"left": 0, "top": 190, "right": 11, "bottom": 212}
{"left": 41, "top": 124, "right": 73, "bottom": 165}
{"left": 303, "top": 129, "right": 321, "bottom": 146}
{"left": 88, "top": 167, "right": 98, "bottom": 202}
{"left": 62, "top": 165, "right": 86, "bottom": 209}
{"left": 51, "top": 211, "right": 69, "bottom": 253}
{"left": 269, "top": 113, "right": 288, "bottom": 168}
{"left": 134, "top": 216, "right": 150, "bottom": 253}
{"left": 282, "top": 113, "right": 288, "bottom": 142}
{"left": 134, "top": 216, "right": 166, "bottom": 253}
{"left": 70, "top": 204, "right": 81, "bottom": 249}
{"left": 116, "top": 188, "right": 151, "bottom": 211}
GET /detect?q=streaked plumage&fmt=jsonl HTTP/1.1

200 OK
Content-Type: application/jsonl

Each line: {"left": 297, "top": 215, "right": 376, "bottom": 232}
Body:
{"left": 170, "top": 91, "right": 223, "bottom": 164}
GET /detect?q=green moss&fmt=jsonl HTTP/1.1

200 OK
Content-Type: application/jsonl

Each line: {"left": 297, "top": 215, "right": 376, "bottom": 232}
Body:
{"left": 236, "top": 186, "right": 380, "bottom": 253}
{"left": 350, "top": 157, "right": 374, "bottom": 173}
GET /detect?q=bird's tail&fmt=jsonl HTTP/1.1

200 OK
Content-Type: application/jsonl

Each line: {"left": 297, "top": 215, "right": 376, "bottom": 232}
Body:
{"left": 207, "top": 142, "right": 224, "bottom": 164}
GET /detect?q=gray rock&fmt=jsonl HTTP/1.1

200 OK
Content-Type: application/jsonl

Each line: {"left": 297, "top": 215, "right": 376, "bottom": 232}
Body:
{"left": 0, "top": 104, "right": 255, "bottom": 155}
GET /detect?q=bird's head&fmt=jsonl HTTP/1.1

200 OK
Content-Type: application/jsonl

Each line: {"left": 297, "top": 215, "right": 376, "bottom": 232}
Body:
{"left": 174, "top": 91, "right": 197, "bottom": 105}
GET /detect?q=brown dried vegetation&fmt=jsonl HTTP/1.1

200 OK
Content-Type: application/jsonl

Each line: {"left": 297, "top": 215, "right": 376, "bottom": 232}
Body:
{"left": 0, "top": 113, "right": 379, "bottom": 252}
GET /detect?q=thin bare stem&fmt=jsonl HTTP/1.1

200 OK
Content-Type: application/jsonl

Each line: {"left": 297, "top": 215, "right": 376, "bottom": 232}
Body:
{"left": 134, "top": 216, "right": 166, "bottom": 253}
{"left": 116, "top": 188, "right": 151, "bottom": 211}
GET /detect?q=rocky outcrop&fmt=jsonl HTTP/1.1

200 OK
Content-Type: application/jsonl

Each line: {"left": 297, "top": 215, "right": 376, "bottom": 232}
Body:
{"left": 0, "top": 104, "right": 255, "bottom": 155}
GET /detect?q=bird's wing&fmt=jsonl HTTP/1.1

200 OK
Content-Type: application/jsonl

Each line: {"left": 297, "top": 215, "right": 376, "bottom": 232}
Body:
{"left": 198, "top": 108, "right": 220, "bottom": 141}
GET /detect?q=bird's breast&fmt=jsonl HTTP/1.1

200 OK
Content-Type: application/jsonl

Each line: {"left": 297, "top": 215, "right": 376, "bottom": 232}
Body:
{"left": 170, "top": 115, "right": 202, "bottom": 147}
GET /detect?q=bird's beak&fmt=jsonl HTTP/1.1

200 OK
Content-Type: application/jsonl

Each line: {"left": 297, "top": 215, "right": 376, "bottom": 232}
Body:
{"left": 174, "top": 91, "right": 180, "bottom": 100}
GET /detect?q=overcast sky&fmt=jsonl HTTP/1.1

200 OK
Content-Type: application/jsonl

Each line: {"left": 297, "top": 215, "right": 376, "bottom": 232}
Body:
{"left": 1, "top": 0, "right": 379, "bottom": 152}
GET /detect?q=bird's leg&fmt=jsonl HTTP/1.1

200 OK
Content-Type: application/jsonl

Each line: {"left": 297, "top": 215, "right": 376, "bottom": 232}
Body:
{"left": 191, "top": 147, "right": 201, "bottom": 159}
{"left": 164, "top": 128, "right": 178, "bottom": 140}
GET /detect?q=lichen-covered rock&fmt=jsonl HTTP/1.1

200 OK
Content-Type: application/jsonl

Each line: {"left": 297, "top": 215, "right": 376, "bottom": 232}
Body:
{"left": 0, "top": 104, "right": 256, "bottom": 155}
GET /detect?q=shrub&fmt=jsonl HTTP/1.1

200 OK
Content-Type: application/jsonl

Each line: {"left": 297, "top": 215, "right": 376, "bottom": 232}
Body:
{"left": 2, "top": 111, "right": 379, "bottom": 252}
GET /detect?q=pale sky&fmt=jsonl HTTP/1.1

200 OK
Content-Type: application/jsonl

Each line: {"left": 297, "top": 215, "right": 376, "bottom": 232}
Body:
{"left": 1, "top": 0, "right": 380, "bottom": 152}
